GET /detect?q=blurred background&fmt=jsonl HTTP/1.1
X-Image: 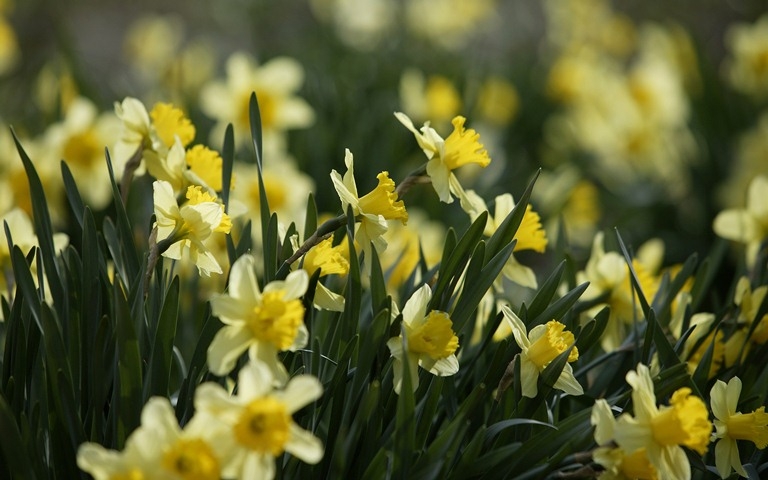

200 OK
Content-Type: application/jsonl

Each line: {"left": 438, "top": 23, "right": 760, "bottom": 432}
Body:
{"left": 2, "top": 0, "right": 768, "bottom": 294}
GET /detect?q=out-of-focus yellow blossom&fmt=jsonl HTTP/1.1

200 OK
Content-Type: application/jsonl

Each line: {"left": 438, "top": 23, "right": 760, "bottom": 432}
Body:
{"left": 404, "top": 0, "right": 496, "bottom": 51}
{"left": 150, "top": 102, "right": 196, "bottom": 150}
{"left": 613, "top": 364, "right": 711, "bottom": 480}
{"left": 679, "top": 312, "right": 724, "bottom": 378}
{"left": 33, "top": 62, "right": 78, "bottom": 118}
{"left": 475, "top": 76, "right": 519, "bottom": 127}
{"left": 710, "top": 377, "right": 768, "bottom": 479}
{"left": 724, "top": 277, "right": 768, "bottom": 366}
{"left": 399, "top": 69, "right": 462, "bottom": 128}
{"left": 292, "top": 236, "right": 348, "bottom": 312}
{"left": 544, "top": 0, "right": 636, "bottom": 58}
{"left": 577, "top": 233, "right": 659, "bottom": 351}
{"left": 718, "top": 113, "right": 768, "bottom": 209}
{"left": 331, "top": 149, "right": 407, "bottom": 270}
{"left": 43, "top": 97, "right": 120, "bottom": 209}
{"left": 638, "top": 23, "right": 701, "bottom": 95}
{"left": 387, "top": 284, "right": 459, "bottom": 394}
{"left": 713, "top": 175, "right": 768, "bottom": 267}
{"left": 309, "top": 0, "right": 396, "bottom": 51}
{"left": 591, "top": 399, "right": 658, "bottom": 480}
{"left": 194, "top": 359, "right": 323, "bottom": 480}
{"left": 396, "top": 112, "right": 490, "bottom": 204}
{"left": 200, "top": 52, "right": 314, "bottom": 152}
{"left": 501, "top": 305, "right": 582, "bottom": 398}
{"left": 207, "top": 254, "right": 308, "bottom": 382}
{"left": 0, "top": 0, "right": 18, "bottom": 75}
{"left": 724, "top": 14, "right": 768, "bottom": 99}
{"left": 78, "top": 396, "right": 228, "bottom": 480}
{"left": 232, "top": 154, "right": 315, "bottom": 244}
{"left": 153, "top": 181, "right": 229, "bottom": 276}
{"left": 379, "top": 208, "right": 445, "bottom": 294}
{"left": 462, "top": 190, "right": 547, "bottom": 289}
{"left": 0, "top": 208, "right": 69, "bottom": 318}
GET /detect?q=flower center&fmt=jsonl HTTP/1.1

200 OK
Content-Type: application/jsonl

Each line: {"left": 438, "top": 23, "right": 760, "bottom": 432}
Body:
{"left": 514, "top": 205, "right": 548, "bottom": 253}
{"left": 619, "top": 448, "right": 657, "bottom": 480}
{"left": 161, "top": 438, "right": 220, "bottom": 480}
{"left": 526, "top": 320, "right": 578, "bottom": 370}
{"left": 63, "top": 129, "right": 102, "bottom": 169}
{"left": 725, "top": 407, "right": 768, "bottom": 448}
{"left": 650, "top": 387, "right": 711, "bottom": 454}
{"left": 186, "top": 145, "right": 223, "bottom": 191}
{"left": 185, "top": 186, "right": 231, "bottom": 234}
{"left": 234, "top": 396, "right": 291, "bottom": 455}
{"left": 442, "top": 116, "right": 491, "bottom": 170}
{"left": 248, "top": 290, "right": 305, "bottom": 350}
{"left": 248, "top": 171, "right": 288, "bottom": 212}
{"left": 408, "top": 311, "right": 459, "bottom": 359}
{"left": 357, "top": 172, "right": 408, "bottom": 223}
{"left": 109, "top": 469, "right": 145, "bottom": 480}
{"left": 150, "top": 102, "right": 195, "bottom": 149}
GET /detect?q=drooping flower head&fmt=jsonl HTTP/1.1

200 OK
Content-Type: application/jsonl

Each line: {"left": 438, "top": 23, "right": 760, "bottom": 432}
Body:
{"left": 386, "top": 284, "right": 459, "bottom": 394}
{"left": 207, "top": 254, "right": 309, "bottom": 383}
{"left": 501, "top": 305, "right": 582, "bottom": 398}
{"left": 395, "top": 112, "right": 490, "bottom": 204}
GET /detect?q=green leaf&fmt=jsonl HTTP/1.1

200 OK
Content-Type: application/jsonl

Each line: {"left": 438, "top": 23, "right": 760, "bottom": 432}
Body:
{"left": 394, "top": 340, "right": 416, "bottom": 478}
{"left": 525, "top": 261, "right": 565, "bottom": 322}
{"left": 60, "top": 161, "right": 85, "bottom": 229}
{"left": 530, "top": 282, "right": 589, "bottom": 328}
{"left": 0, "top": 394, "right": 36, "bottom": 479}
{"left": 113, "top": 278, "right": 143, "bottom": 447}
{"left": 303, "top": 193, "right": 318, "bottom": 242}
{"left": 144, "top": 277, "right": 180, "bottom": 398}
{"left": 104, "top": 149, "right": 141, "bottom": 289}
{"left": 221, "top": 123, "right": 235, "bottom": 211}
{"left": 249, "top": 92, "right": 264, "bottom": 171}
{"left": 429, "top": 213, "right": 487, "bottom": 312}
{"left": 484, "top": 418, "right": 557, "bottom": 441}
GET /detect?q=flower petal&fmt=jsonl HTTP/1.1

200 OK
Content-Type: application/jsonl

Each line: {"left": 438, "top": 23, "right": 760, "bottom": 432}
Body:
{"left": 281, "top": 375, "right": 323, "bottom": 413}
{"left": 401, "top": 284, "right": 431, "bottom": 327}
{"left": 286, "top": 424, "right": 324, "bottom": 464}
{"left": 207, "top": 326, "right": 253, "bottom": 376}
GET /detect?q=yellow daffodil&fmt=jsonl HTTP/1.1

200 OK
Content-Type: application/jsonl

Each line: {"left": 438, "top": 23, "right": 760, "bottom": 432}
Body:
{"left": 293, "top": 236, "right": 348, "bottom": 312}
{"left": 713, "top": 175, "right": 768, "bottom": 267}
{"left": 207, "top": 254, "right": 308, "bottom": 382}
{"left": 591, "top": 399, "right": 659, "bottom": 480}
{"left": 386, "top": 284, "right": 459, "bottom": 394}
{"left": 395, "top": 112, "right": 490, "bottom": 204}
{"left": 613, "top": 363, "right": 711, "bottom": 480}
{"left": 724, "top": 14, "right": 768, "bottom": 98}
{"left": 153, "top": 180, "right": 229, "bottom": 276}
{"left": 146, "top": 137, "right": 225, "bottom": 196}
{"left": 711, "top": 377, "right": 768, "bottom": 479}
{"left": 77, "top": 397, "right": 228, "bottom": 480}
{"left": 501, "top": 305, "right": 582, "bottom": 398}
{"left": 462, "top": 190, "right": 547, "bottom": 289}
{"left": 330, "top": 148, "right": 407, "bottom": 270}
{"left": 194, "top": 358, "right": 323, "bottom": 480}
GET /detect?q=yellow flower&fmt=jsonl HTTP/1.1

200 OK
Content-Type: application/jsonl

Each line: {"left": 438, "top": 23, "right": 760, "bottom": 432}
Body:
{"left": 713, "top": 175, "right": 768, "bottom": 267}
{"left": 200, "top": 52, "right": 314, "bottom": 150}
{"left": 185, "top": 144, "right": 223, "bottom": 191}
{"left": 386, "top": 284, "right": 459, "bottom": 394}
{"left": 149, "top": 102, "right": 195, "bottom": 150}
{"left": 613, "top": 364, "right": 711, "bottom": 480}
{"left": 331, "top": 149, "right": 407, "bottom": 271}
{"left": 462, "top": 190, "right": 547, "bottom": 289}
{"left": 292, "top": 236, "right": 349, "bottom": 312}
{"left": 476, "top": 76, "right": 520, "bottom": 126}
{"left": 207, "top": 254, "right": 308, "bottom": 382}
{"left": 711, "top": 377, "right": 768, "bottom": 479}
{"left": 395, "top": 112, "right": 490, "bottom": 204}
{"left": 153, "top": 180, "right": 227, "bottom": 276}
{"left": 725, "top": 14, "right": 768, "bottom": 98}
{"left": 502, "top": 306, "right": 582, "bottom": 398}
{"left": 591, "top": 399, "right": 659, "bottom": 480}
{"left": 77, "top": 397, "right": 228, "bottom": 480}
{"left": 194, "top": 359, "right": 323, "bottom": 480}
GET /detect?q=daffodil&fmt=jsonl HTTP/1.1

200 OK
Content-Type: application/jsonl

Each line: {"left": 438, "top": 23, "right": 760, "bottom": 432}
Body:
{"left": 194, "top": 358, "right": 323, "bottom": 480}
{"left": 591, "top": 399, "right": 659, "bottom": 480}
{"left": 153, "top": 180, "right": 230, "bottom": 276}
{"left": 395, "top": 112, "right": 490, "bottom": 204}
{"left": 613, "top": 363, "right": 711, "bottom": 480}
{"left": 501, "top": 305, "right": 582, "bottom": 398}
{"left": 713, "top": 175, "right": 768, "bottom": 267}
{"left": 331, "top": 148, "right": 408, "bottom": 270}
{"left": 77, "top": 397, "right": 228, "bottom": 480}
{"left": 711, "top": 376, "right": 768, "bottom": 479}
{"left": 462, "top": 190, "right": 547, "bottom": 289}
{"left": 293, "top": 236, "right": 348, "bottom": 311}
{"left": 145, "top": 137, "right": 225, "bottom": 196}
{"left": 386, "top": 284, "right": 459, "bottom": 394}
{"left": 207, "top": 254, "right": 308, "bottom": 382}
